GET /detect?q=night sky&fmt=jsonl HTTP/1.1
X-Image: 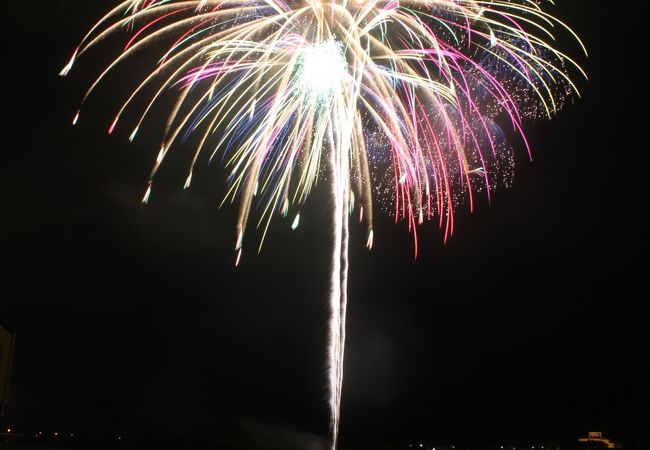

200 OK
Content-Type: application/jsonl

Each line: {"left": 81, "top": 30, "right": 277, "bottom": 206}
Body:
{"left": 1, "top": 1, "right": 648, "bottom": 449}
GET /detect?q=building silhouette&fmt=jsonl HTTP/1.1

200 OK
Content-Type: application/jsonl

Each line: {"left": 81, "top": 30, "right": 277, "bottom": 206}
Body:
{"left": 0, "top": 323, "right": 15, "bottom": 419}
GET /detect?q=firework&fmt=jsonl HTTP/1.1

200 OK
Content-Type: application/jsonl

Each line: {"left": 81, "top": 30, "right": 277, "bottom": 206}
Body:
{"left": 62, "top": 1, "right": 585, "bottom": 448}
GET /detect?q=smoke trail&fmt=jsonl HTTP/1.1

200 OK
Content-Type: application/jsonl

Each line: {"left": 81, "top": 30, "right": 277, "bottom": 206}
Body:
{"left": 336, "top": 187, "right": 349, "bottom": 450}
{"left": 328, "top": 98, "right": 352, "bottom": 449}
{"left": 328, "top": 140, "right": 343, "bottom": 449}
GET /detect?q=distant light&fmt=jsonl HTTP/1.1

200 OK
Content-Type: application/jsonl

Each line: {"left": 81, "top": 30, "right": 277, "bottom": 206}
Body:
{"left": 54, "top": 432, "right": 59, "bottom": 437}
{"left": 118, "top": 436, "right": 122, "bottom": 440}
{"left": 6, "top": 428, "right": 11, "bottom": 433}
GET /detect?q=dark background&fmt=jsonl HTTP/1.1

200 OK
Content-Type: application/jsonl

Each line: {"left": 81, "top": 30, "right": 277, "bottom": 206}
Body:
{"left": 1, "top": 1, "right": 647, "bottom": 449}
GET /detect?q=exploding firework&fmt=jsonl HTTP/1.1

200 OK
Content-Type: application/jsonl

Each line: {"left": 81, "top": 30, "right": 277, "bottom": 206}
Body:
{"left": 62, "top": 1, "right": 585, "bottom": 447}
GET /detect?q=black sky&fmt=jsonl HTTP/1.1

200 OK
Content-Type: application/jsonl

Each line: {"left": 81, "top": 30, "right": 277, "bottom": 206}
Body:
{"left": 1, "top": 1, "right": 648, "bottom": 449}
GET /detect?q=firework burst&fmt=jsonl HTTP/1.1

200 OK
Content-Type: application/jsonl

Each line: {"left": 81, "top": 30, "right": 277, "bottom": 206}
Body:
{"left": 62, "top": 1, "right": 585, "bottom": 447}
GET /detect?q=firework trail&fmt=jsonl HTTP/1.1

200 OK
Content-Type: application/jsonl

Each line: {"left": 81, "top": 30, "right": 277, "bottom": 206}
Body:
{"left": 62, "top": 1, "right": 585, "bottom": 447}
